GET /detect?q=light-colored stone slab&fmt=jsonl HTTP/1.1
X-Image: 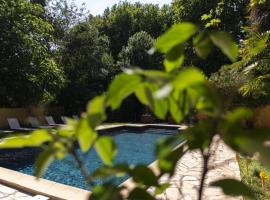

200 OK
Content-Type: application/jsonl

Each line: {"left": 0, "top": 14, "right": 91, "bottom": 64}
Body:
{"left": 0, "top": 167, "right": 90, "bottom": 200}
{"left": 153, "top": 138, "right": 242, "bottom": 200}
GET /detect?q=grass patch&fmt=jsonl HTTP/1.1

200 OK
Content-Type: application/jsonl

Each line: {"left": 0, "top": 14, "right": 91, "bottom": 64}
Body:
{"left": 238, "top": 155, "right": 270, "bottom": 199}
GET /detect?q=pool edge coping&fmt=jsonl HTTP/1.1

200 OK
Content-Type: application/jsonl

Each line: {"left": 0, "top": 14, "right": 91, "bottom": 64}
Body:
{"left": 0, "top": 123, "right": 187, "bottom": 200}
{"left": 0, "top": 167, "right": 90, "bottom": 200}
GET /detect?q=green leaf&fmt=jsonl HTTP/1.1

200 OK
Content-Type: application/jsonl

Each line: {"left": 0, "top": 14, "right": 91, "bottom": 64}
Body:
{"left": 0, "top": 130, "right": 52, "bottom": 148}
{"left": 158, "top": 147, "right": 184, "bottom": 175}
{"left": 173, "top": 68, "right": 206, "bottom": 90}
{"left": 169, "top": 96, "right": 183, "bottom": 123}
{"left": 57, "top": 117, "right": 77, "bottom": 137}
{"left": 256, "top": 143, "right": 270, "bottom": 166}
{"left": 164, "top": 56, "right": 184, "bottom": 73}
{"left": 91, "top": 183, "right": 124, "bottom": 200}
{"left": 156, "top": 23, "right": 198, "bottom": 53}
{"left": 156, "top": 137, "right": 177, "bottom": 157}
{"left": 87, "top": 95, "right": 106, "bottom": 128}
{"left": 211, "top": 179, "right": 254, "bottom": 198}
{"left": 210, "top": 32, "right": 238, "bottom": 62}
{"left": 136, "top": 70, "right": 170, "bottom": 81}
{"left": 135, "top": 84, "right": 150, "bottom": 105}
{"left": 164, "top": 44, "right": 184, "bottom": 72}
{"left": 128, "top": 69, "right": 170, "bottom": 83}
{"left": 153, "top": 98, "right": 169, "bottom": 120}
{"left": 155, "top": 84, "right": 173, "bottom": 99}
{"left": 35, "top": 148, "right": 55, "bottom": 178}
{"left": 76, "top": 118, "right": 97, "bottom": 152}
{"left": 168, "top": 89, "right": 190, "bottom": 123}
{"left": 193, "top": 33, "right": 213, "bottom": 59}
{"left": 107, "top": 73, "right": 142, "bottom": 109}
{"left": 182, "top": 120, "right": 215, "bottom": 150}
{"left": 95, "top": 136, "right": 117, "bottom": 166}
{"left": 131, "top": 165, "right": 159, "bottom": 186}
{"left": 91, "top": 164, "right": 130, "bottom": 180}
{"left": 221, "top": 107, "right": 253, "bottom": 134}
{"left": 53, "top": 142, "right": 67, "bottom": 159}
{"left": 57, "top": 126, "right": 76, "bottom": 138}
{"left": 87, "top": 95, "right": 106, "bottom": 115}
{"left": 226, "top": 107, "right": 253, "bottom": 125}
{"left": 188, "top": 84, "right": 221, "bottom": 114}
{"left": 155, "top": 183, "right": 170, "bottom": 195}
{"left": 128, "top": 188, "right": 156, "bottom": 200}
{"left": 135, "top": 83, "right": 168, "bottom": 120}
{"left": 221, "top": 127, "right": 270, "bottom": 166}
{"left": 156, "top": 138, "right": 184, "bottom": 176}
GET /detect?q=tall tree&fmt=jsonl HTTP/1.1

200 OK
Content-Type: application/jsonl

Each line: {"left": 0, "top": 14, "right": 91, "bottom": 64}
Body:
{"left": 236, "top": 0, "right": 270, "bottom": 105}
{"left": 58, "top": 22, "right": 115, "bottom": 113}
{"left": 250, "top": 0, "right": 270, "bottom": 32}
{"left": 171, "top": 0, "right": 249, "bottom": 75}
{"left": 117, "top": 31, "right": 162, "bottom": 70}
{"left": 90, "top": 2, "right": 172, "bottom": 58}
{"left": 172, "top": 0, "right": 248, "bottom": 39}
{"left": 210, "top": 0, "right": 270, "bottom": 106}
{"left": 46, "top": 0, "right": 88, "bottom": 40}
{"left": 0, "top": 0, "right": 65, "bottom": 107}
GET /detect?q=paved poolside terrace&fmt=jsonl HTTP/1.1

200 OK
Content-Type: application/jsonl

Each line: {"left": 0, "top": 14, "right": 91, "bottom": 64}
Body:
{"left": 0, "top": 124, "right": 242, "bottom": 200}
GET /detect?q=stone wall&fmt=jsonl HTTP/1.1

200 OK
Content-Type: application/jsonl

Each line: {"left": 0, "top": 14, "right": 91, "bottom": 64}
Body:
{"left": 254, "top": 105, "right": 270, "bottom": 128}
{"left": 195, "top": 105, "right": 270, "bottom": 128}
{"left": 0, "top": 107, "right": 65, "bottom": 128}
{"left": 0, "top": 108, "right": 29, "bottom": 128}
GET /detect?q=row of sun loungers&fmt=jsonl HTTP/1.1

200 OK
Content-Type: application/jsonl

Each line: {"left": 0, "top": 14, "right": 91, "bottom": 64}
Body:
{"left": 1, "top": 115, "right": 79, "bottom": 133}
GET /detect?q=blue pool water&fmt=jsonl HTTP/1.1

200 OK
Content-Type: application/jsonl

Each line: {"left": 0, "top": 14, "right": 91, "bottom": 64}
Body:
{"left": 0, "top": 128, "right": 178, "bottom": 189}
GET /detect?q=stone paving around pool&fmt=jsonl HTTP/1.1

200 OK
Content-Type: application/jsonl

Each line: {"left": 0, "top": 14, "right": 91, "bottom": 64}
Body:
{"left": 0, "top": 184, "right": 31, "bottom": 200}
{"left": 0, "top": 184, "right": 53, "bottom": 200}
{"left": 149, "top": 138, "right": 243, "bottom": 200}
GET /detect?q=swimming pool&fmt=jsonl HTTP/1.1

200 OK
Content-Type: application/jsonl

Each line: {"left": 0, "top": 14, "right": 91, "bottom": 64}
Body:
{"left": 0, "top": 128, "right": 179, "bottom": 189}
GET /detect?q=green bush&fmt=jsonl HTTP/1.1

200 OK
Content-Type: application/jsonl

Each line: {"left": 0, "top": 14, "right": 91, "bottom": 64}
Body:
{"left": 117, "top": 31, "right": 162, "bottom": 70}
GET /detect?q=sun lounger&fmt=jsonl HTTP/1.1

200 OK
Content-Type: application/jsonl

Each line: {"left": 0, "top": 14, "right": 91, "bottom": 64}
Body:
{"left": 72, "top": 115, "right": 79, "bottom": 120}
{"left": 28, "top": 117, "right": 53, "bottom": 129}
{"left": 7, "top": 118, "right": 35, "bottom": 132}
{"left": 61, "top": 116, "right": 68, "bottom": 124}
{"left": 45, "top": 116, "right": 63, "bottom": 127}
{"left": 0, "top": 130, "right": 14, "bottom": 134}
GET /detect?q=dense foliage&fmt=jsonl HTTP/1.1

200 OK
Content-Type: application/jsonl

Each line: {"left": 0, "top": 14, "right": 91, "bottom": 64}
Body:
{"left": 0, "top": 0, "right": 65, "bottom": 107}
{"left": 89, "top": 2, "right": 172, "bottom": 58}
{"left": 171, "top": 0, "right": 249, "bottom": 75}
{"left": 0, "top": 0, "right": 253, "bottom": 112}
{"left": 57, "top": 22, "right": 115, "bottom": 113}
{"left": 46, "top": 0, "right": 88, "bottom": 40}
{"left": 1, "top": 0, "right": 270, "bottom": 200}
{"left": 172, "top": 0, "right": 248, "bottom": 38}
{"left": 117, "top": 31, "right": 162, "bottom": 70}
{"left": 1, "top": 20, "right": 270, "bottom": 200}
{"left": 210, "top": 0, "right": 270, "bottom": 107}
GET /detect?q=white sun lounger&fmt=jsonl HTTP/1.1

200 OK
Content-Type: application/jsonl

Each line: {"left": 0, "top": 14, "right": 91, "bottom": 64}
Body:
{"left": 28, "top": 117, "right": 53, "bottom": 129}
{"left": 45, "top": 116, "right": 63, "bottom": 127}
{"left": 7, "top": 118, "right": 35, "bottom": 131}
{"left": 0, "top": 130, "right": 14, "bottom": 134}
{"left": 60, "top": 116, "right": 68, "bottom": 124}
{"left": 72, "top": 115, "right": 79, "bottom": 120}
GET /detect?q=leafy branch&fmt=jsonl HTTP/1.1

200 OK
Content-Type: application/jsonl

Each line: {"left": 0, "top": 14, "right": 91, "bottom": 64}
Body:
{"left": 0, "top": 22, "right": 269, "bottom": 200}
